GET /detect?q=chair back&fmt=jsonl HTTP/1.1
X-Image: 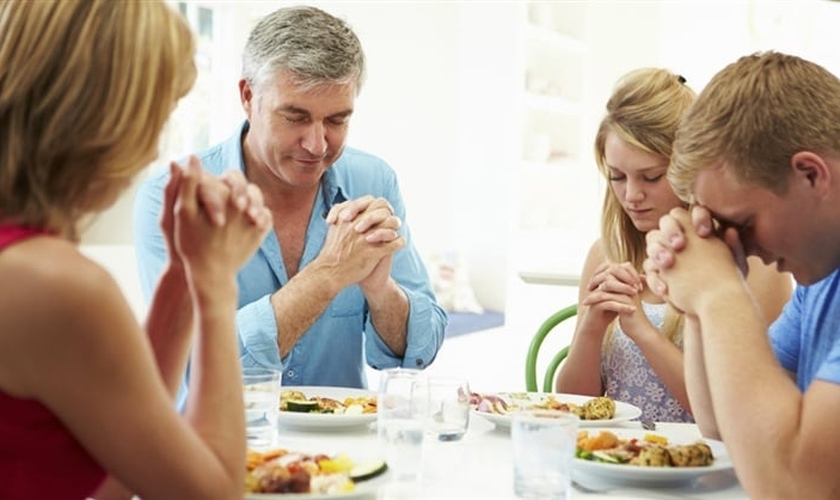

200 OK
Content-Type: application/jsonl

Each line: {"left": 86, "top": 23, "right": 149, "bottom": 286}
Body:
{"left": 525, "top": 304, "right": 577, "bottom": 392}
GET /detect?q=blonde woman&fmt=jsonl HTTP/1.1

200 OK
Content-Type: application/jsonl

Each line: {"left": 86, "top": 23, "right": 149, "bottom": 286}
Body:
{"left": 0, "top": 1, "right": 271, "bottom": 499}
{"left": 555, "top": 68, "right": 792, "bottom": 423}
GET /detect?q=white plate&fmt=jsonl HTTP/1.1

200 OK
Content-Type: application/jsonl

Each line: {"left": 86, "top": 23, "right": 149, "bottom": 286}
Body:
{"left": 471, "top": 392, "right": 642, "bottom": 429}
{"left": 573, "top": 427, "right": 733, "bottom": 487}
{"left": 277, "top": 386, "right": 377, "bottom": 431}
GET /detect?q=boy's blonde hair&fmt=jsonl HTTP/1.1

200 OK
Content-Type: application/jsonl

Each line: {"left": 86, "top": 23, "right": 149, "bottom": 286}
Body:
{"left": 671, "top": 51, "right": 840, "bottom": 201}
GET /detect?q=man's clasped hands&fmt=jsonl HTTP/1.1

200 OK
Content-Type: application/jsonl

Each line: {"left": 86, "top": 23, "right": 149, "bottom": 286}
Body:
{"left": 644, "top": 205, "right": 750, "bottom": 319}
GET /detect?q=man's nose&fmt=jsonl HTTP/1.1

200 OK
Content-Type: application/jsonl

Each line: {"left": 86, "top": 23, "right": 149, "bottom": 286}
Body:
{"left": 301, "top": 122, "right": 327, "bottom": 155}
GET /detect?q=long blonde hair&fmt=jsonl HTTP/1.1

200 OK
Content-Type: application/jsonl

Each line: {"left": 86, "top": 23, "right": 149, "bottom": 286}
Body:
{"left": 0, "top": 0, "right": 196, "bottom": 240}
{"left": 593, "top": 68, "right": 696, "bottom": 344}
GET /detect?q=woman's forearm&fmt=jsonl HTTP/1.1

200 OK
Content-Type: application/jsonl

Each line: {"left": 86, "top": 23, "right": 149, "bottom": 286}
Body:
{"left": 144, "top": 263, "right": 194, "bottom": 397}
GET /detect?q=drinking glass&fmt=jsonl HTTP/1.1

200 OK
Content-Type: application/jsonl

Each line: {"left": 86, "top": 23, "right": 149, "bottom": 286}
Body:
{"left": 377, "top": 368, "right": 425, "bottom": 482}
{"left": 416, "top": 375, "right": 470, "bottom": 442}
{"left": 511, "top": 410, "right": 579, "bottom": 500}
{"left": 243, "top": 367, "right": 281, "bottom": 448}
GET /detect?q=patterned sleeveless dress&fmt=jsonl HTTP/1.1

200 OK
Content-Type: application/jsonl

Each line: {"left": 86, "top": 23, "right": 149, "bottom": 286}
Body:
{"left": 601, "top": 302, "right": 694, "bottom": 423}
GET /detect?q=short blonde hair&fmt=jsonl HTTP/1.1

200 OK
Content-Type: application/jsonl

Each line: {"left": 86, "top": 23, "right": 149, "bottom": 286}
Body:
{"left": 594, "top": 68, "right": 696, "bottom": 269}
{"left": 671, "top": 51, "right": 840, "bottom": 201}
{"left": 0, "top": 0, "right": 196, "bottom": 238}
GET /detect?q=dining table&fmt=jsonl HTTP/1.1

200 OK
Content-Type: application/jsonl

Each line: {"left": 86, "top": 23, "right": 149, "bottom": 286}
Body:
{"left": 267, "top": 412, "right": 749, "bottom": 500}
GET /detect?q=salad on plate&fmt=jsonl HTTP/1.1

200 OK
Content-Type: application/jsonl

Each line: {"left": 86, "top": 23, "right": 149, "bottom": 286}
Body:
{"left": 245, "top": 447, "right": 387, "bottom": 496}
{"left": 469, "top": 392, "right": 642, "bottom": 429}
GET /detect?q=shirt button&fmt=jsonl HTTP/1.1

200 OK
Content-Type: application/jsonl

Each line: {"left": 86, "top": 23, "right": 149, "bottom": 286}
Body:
{"left": 415, "top": 358, "right": 424, "bottom": 367}
{"left": 286, "top": 370, "right": 295, "bottom": 378}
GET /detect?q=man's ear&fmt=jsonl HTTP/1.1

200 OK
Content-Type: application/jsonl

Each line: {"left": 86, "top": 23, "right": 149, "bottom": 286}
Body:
{"left": 791, "top": 151, "right": 829, "bottom": 191}
{"left": 239, "top": 79, "right": 254, "bottom": 115}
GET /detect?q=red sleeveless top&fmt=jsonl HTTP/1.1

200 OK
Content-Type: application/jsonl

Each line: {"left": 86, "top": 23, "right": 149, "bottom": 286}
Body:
{"left": 0, "top": 224, "right": 107, "bottom": 499}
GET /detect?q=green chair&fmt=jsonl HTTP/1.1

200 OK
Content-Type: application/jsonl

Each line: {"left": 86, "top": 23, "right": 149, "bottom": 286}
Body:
{"left": 525, "top": 304, "right": 577, "bottom": 393}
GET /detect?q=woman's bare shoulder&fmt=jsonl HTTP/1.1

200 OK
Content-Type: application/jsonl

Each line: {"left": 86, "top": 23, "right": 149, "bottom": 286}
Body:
{"left": 0, "top": 237, "right": 117, "bottom": 300}
{"left": 0, "top": 237, "right": 134, "bottom": 395}
{"left": 576, "top": 239, "right": 607, "bottom": 296}
{"left": 0, "top": 237, "right": 128, "bottom": 343}
{"left": 581, "top": 239, "right": 607, "bottom": 277}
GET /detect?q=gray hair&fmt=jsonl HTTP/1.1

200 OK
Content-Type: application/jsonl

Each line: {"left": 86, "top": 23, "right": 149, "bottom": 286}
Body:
{"left": 242, "top": 5, "right": 366, "bottom": 94}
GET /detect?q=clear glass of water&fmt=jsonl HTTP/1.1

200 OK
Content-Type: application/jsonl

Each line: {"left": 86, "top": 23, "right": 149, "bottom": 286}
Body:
{"left": 243, "top": 367, "right": 281, "bottom": 449}
{"left": 511, "top": 410, "right": 579, "bottom": 500}
{"left": 416, "top": 375, "right": 471, "bottom": 442}
{"left": 377, "top": 368, "right": 426, "bottom": 482}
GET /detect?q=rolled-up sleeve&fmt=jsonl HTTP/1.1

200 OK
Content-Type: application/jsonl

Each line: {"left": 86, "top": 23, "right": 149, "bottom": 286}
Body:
{"left": 362, "top": 167, "right": 447, "bottom": 371}
{"left": 238, "top": 295, "right": 285, "bottom": 369}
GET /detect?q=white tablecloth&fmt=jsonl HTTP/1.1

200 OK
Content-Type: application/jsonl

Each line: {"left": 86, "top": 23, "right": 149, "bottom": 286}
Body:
{"left": 270, "top": 416, "right": 747, "bottom": 500}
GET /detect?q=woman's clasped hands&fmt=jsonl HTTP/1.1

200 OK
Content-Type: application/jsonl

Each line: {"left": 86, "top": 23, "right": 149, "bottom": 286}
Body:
{"left": 582, "top": 261, "right": 655, "bottom": 341}
{"left": 163, "top": 156, "right": 272, "bottom": 285}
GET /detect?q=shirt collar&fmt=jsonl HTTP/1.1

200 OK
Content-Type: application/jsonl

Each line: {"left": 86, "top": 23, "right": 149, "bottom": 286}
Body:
{"left": 320, "top": 166, "right": 347, "bottom": 211}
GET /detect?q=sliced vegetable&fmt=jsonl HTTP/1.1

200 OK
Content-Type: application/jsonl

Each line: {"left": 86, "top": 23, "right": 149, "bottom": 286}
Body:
{"left": 286, "top": 399, "right": 319, "bottom": 413}
{"left": 592, "top": 451, "right": 621, "bottom": 463}
{"left": 349, "top": 459, "right": 388, "bottom": 482}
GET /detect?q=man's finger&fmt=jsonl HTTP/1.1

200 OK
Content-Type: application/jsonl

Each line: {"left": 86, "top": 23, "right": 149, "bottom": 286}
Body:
{"left": 690, "top": 205, "right": 714, "bottom": 237}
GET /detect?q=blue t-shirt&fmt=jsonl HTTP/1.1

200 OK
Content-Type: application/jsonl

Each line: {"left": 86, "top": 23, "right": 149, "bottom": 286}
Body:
{"left": 133, "top": 122, "right": 446, "bottom": 408}
{"left": 770, "top": 269, "right": 840, "bottom": 390}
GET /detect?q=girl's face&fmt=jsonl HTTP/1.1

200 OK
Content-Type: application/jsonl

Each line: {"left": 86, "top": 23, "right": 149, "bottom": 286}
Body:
{"left": 605, "top": 132, "right": 683, "bottom": 233}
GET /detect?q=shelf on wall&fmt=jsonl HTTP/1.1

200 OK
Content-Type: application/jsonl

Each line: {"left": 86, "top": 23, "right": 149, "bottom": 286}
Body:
{"left": 518, "top": 270, "right": 580, "bottom": 287}
{"left": 513, "top": 1, "right": 594, "bottom": 293}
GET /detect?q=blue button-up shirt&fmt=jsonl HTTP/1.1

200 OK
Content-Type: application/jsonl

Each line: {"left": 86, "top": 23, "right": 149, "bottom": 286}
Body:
{"left": 133, "top": 122, "right": 446, "bottom": 407}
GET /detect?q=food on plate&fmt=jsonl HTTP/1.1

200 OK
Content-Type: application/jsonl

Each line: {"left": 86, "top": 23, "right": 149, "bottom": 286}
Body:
{"left": 667, "top": 443, "right": 715, "bottom": 467}
{"left": 580, "top": 396, "right": 615, "bottom": 420}
{"left": 279, "top": 390, "right": 377, "bottom": 414}
{"left": 245, "top": 448, "right": 387, "bottom": 494}
{"left": 469, "top": 392, "right": 617, "bottom": 420}
{"left": 576, "top": 430, "right": 714, "bottom": 467}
